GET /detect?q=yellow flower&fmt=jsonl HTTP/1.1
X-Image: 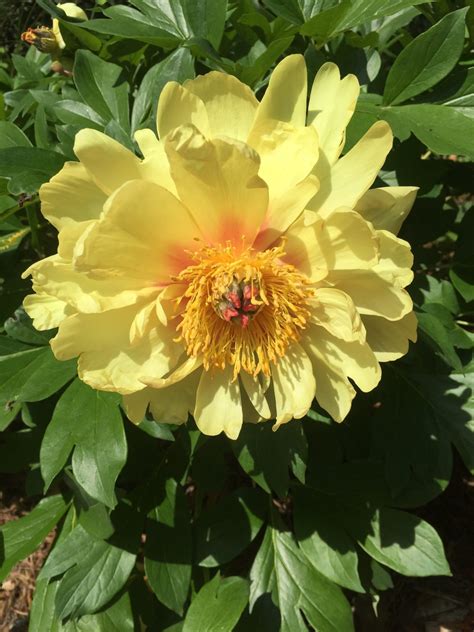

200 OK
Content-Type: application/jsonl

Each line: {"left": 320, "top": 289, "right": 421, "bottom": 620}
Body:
{"left": 21, "top": 3, "right": 87, "bottom": 54}
{"left": 23, "top": 56, "right": 417, "bottom": 439}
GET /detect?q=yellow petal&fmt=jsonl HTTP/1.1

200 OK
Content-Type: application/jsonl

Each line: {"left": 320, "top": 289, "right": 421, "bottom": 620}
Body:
{"left": 26, "top": 256, "right": 155, "bottom": 313}
{"left": 310, "top": 121, "right": 393, "bottom": 218}
{"left": 240, "top": 371, "right": 271, "bottom": 419}
{"left": 40, "top": 161, "right": 106, "bottom": 231}
{"left": 328, "top": 269, "right": 413, "bottom": 321}
{"left": 157, "top": 81, "right": 210, "bottom": 138}
{"left": 74, "top": 129, "right": 142, "bottom": 195}
{"left": 375, "top": 230, "right": 414, "bottom": 288}
{"left": 165, "top": 126, "right": 268, "bottom": 247}
{"left": 142, "top": 354, "right": 203, "bottom": 388}
{"left": 303, "top": 339, "right": 356, "bottom": 422}
{"left": 194, "top": 367, "right": 243, "bottom": 439}
{"left": 125, "top": 368, "right": 200, "bottom": 424}
{"left": 254, "top": 175, "right": 319, "bottom": 251}
{"left": 57, "top": 219, "right": 96, "bottom": 260}
{"left": 311, "top": 288, "right": 365, "bottom": 343}
{"left": 284, "top": 208, "right": 378, "bottom": 281}
{"left": 51, "top": 304, "right": 180, "bottom": 394}
{"left": 355, "top": 186, "right": 418, "bottom": 235}
{"left": 149, "top": 370, "right": 200, "bottom": 424}
{"left": 248, "top": 119, "right": 319, "bottom": 199}
{"left": 308, "top": 62, "right": 360, "bottom": 165}
{"left": 184, "top": 71, "right": 258, "bottom": 141}
{"left": 134, "top": 129, "right": 177, "bottom": 194}
{"left": 23, "top": 293, "right": 72, "bottom": 330}
{"left": 306, "top": 327, "right": 381, "bottom": 393}
{"left": 364, "top": 311, "right": 417, "bottom": 362}
{"left": 271, "top": 343, "right": 316, "bottom": 429}
{"left": 75, "top": 179, "right": 202, "bottom": 283}
{"left": 122, "top": 388, "right": 151, "bottom": 424}
{"left": 252, "top": 55, "right": 307, "bottom": 128}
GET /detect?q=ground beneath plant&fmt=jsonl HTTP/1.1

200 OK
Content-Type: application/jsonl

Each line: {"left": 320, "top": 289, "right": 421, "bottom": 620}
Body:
{"left": 1, "top": 462, "right": 474, "bottom": 631}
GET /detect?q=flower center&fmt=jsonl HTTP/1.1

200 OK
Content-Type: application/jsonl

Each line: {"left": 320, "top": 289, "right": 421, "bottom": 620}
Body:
{"left": 174, "top": 243, "right": 314, "bottom": 378}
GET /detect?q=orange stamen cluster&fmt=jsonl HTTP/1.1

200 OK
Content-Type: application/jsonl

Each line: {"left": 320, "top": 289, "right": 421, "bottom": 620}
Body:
{"left": 174, "top": 243, "right": 314, "bottom": 378}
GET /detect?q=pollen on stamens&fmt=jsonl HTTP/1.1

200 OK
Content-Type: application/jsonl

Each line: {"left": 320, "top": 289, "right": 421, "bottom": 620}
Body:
{"left": 174, "top": 242, "right": 314, "bottom": 379}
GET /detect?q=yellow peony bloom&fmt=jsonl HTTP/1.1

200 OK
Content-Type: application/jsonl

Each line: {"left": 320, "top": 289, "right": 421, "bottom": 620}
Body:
{"left": 23, "top": 56, "right": 417, "bottom": 439}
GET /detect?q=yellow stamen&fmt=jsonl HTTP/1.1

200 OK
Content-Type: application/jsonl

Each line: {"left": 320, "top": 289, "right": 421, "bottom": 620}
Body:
{"left": 174, "top": 243, "right": 314, "bottom": 379}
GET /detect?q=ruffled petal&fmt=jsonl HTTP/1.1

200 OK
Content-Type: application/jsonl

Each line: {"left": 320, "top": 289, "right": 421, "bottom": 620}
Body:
{"left": 355, "top": 186, "right": 418, "bottom": 235}
{"left": 51, "top": 303, "right": 181, "bottom": 394}
{"left": 308, "top": 62, "right": 359, "bottom": 165}
{"left": 134, "top": 129, "right": 177, "bottom": 194}
{"left": 157, "top": 81, "right": 210, "bottom": 138}
{"left": 248, "top": 120, "right": 319, "bottom": 200}
{"left": 303, "top": 338, "right": 356, "bottom": 422}
{"left": 252, "top": 55, "right": 307, "bottom": 128}
{"left": 184, "top": 71, "right": 258, "bottom": 141}
{"left": 194, "top": 367, "right": 243, "bottom": 439}
{"left": 363, "top": 311, "right": 417, "bottom": 362}
{"left": 310, "top": 121, "right": 393, "bottom": 218}
{"left": 271, "top": 343, "right": 316, "bottom": 429}
{"left": 124, "top": 370, "right": 200, "bottom": 425}
{"left": 26, "top": 256, "right": 157, "bottom": 313}
{"left": 141, "top": 354, "right": 203, "bottom": 388}
{"left": 165, "top": 126, "right": 268, "bottom": 247}
{"left": 23, "top": 293, "right": 72, "bottom": 330}
{"left": 375, "top": 230, "right": 414, "bottom": 288}
{"left": 75, "top": 179, "right": 203, "bottom": 283}
{"left": 305, "top": 326, "right": 381, "bottom": 393}
{"left": 39, "top": 161, "right": 106, "bottom": 231}
{"left": 310, "top": 288, "right": 365, "bottom": 343}
{"left": 240, "top": 371, "right": 271, "bottom": 420}
{"left": 327, "top": 270, "right": 413, "bottom": 321}
{"left": 254, "top": 176, "right": 319, "bottom": 251}
{"left": 284, "top": 208, "right": 378, "bottom": 281}
{"left": 74, "top": 129, "right": 142, "bottom": 195}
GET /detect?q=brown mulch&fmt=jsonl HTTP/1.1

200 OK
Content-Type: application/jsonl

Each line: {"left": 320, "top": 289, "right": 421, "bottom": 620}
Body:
{"left": 0, "top": 475, "right": 55, "bottom": 632}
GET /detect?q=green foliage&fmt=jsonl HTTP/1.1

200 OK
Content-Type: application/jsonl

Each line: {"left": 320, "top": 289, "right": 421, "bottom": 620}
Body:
{"left": 0, "top": 0, "right": 473, "bottom": 629}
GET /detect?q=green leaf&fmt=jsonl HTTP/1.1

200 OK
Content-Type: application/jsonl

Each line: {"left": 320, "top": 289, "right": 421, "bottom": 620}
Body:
{"left": 346, "top": 507, "right": 451, "bottom": 577}
{"left": 238, "top": 37, "right": 294, "bottom": 87}
{"left": 144, "top": 478, "right": 192, "bottom": 615}
{"left": 195, "top": 487, "right": 266, "bottom": 567}
{"left": 0, "top": 121, "right": 32, "bottom": 149}
{"left": 250, "top": 525, "right": 354, "bottom": 632}
{"left": 0, "top": 495, "right": 68, "bottom": 582}
{"left": 233, "top": 422, "right": 307, "bottom": 496}
{"left": 131, "top": 48, "right": 194, "bottom": 132}
{"left": 130, "top": 0, "right": 228, "bottom": 49}
{"left": 0, "top": 147, "right": 66, "bottom": 195}
{"left": 29, "top": 578, "right": 61, "bottom": 632}
{"left": 293, "top": 488, "right": 363, "bottom": 592}
{"left": 416, "top": 311, "right": 462, "bottom": 371}
{"left": 73, "top": 50, "right": 130, "bottom": 131}
{"left": 183, "top": 573, "right": 249, "bottom": 632}
{"left": 391, "top": 105, "right": 474, "bottom": 160}
{"left": 384, "top": 8, "right": 468, "bottom": 105}
{"left": 62, "top": 590, "right": 135, "bottom": 631}
{"left": 40, "top": 524, "right": 137, "bottom": 619}
{"left": 4, "top": 307, "right": 53, "bottom": 345}
{"left": 53, "top": 100, "right": 105, "bottom": 130}
{"left": 41, "top": 379, "right": 127, "bottom": 508}
{"left": 272, "top": 0, "right": 432, "bottom": 41}
{"left": 0, "top": 227, "right": 30, "bottom": 253}
{"left": 0, "top": 345, "right": 76, "bottom": 408}
{"left": 413, "top": 372, "right": 474, "bottom": 474}
{"left": 80, "top": 7, "right": 180, "bottom": 47}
